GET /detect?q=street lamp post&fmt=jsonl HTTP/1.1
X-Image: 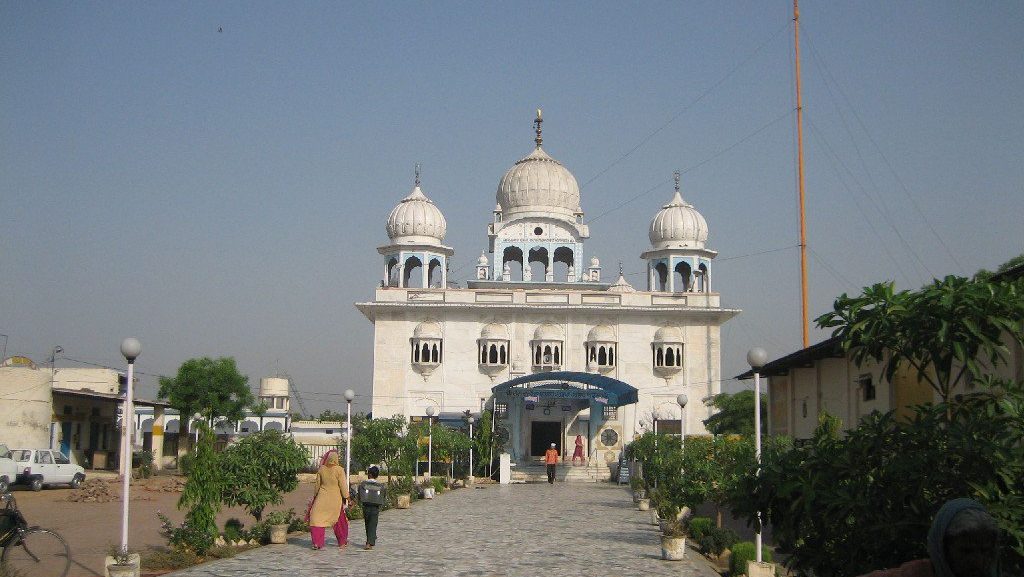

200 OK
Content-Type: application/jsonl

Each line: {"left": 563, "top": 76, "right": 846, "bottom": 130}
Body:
{"left": 425, "top": 406, "right": 435, "bottom": 477}
{"left": 747, "top": 347, "right": 768, "bottom": 564}
{"left": 344, "top": 389, "right": 355, "bottom": 481}
{"left": 676, "top": 394, "right": 688, "bottom": 453}
{"left": 119, "top": 338, "right": 141, "bottom": 559}
{"left": 467, "top": 416, "right": 475, "bottom": 481}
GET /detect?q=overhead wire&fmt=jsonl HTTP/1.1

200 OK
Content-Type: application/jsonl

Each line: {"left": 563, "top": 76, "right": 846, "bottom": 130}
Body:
{"left": 579, "top": 20, "right": 792, "bottom": 191}
{"left": 802, "top": 26, "right": 964, "bottom": 274}
{"left": 806, "top": 118, "right": 920, "bottom": 288}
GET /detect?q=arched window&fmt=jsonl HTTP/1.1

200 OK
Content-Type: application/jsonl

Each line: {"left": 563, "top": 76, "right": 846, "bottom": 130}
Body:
{"left": 428, "top": 258, "right": 444, "bottom": 288}
{"left": 674, "top": 262, "right": 692, "bottom": 292}
{"left": 553, "top": 247, "right": 574, "bottom": 282}
{"left": 665, "top": 348, "right": 675, "bottom": 367}
{"left": 499, "top": 345, "right": 507, "bottom": 364}
{"left": 598, "top": 346, "right": 607, "bottom": 366}
{"left": 654, "top": 262, "right": 669, "bottom": 291}
{"left": 404, "top": 256, "right": 424, "bottom": 288}
{"left": 387, "top": 257, "right": 400, "bottom": 287}
{"left": 488, "top": 344, "right": 498, "bottom": 364}
{"left": 528, "top": 247, "right": 549, "bottom": 281}
{"left": 656, "top": 348, "right": 664, "bottom": 366}
{"left": 553, "top": 346, "right": 560, "bottom": 365}
{"left": 609, "top": 348, "right": 615, "bottom": 365}
{"left": 503, "top": 247, "right": 524, "bottom": 281}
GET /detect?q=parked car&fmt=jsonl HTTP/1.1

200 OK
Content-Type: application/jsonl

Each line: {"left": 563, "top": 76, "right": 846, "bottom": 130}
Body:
{"left": 0, "top": 444, "right": 17, "bottom": 492}
{"left": 9, "top": 449, "right": 85, "bottom": 491}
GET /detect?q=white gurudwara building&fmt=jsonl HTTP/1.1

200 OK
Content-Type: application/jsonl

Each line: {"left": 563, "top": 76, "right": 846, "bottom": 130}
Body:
{"left": 356, "top": 112, "right": 739, "bottom": 468}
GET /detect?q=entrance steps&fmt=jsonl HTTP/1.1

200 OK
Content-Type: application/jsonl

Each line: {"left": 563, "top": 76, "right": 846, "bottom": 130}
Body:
{"left": 510, "top": 461, "right": 612, "bottom": 483}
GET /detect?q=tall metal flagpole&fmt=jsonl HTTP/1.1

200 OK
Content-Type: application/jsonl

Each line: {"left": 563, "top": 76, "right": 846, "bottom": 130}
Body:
{"left": 794, "top": 0, "right": 810, "bottom": 348}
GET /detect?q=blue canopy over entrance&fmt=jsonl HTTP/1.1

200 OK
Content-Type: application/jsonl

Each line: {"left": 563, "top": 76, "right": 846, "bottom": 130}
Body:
{"left": 491, "top": 371, "right": 639, "bottom": 407}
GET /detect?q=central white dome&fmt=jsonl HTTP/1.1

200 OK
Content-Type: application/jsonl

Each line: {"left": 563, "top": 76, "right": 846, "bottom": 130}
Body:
{"left": 497, "top": 138, "right": 581, "bottom": 220}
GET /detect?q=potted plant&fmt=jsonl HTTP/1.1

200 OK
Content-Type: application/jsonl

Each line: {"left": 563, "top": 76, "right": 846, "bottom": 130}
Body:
{"left": 629, "top": 476, "right": 645, "bottom": 503}
{"left": 264, "top": 510, "right": 291, "bottom": 544}
{"left": 106, "top": 546, "right": 139, "bottom": 577}
{"left": 660, "top": 518, "right": 688, "bottom": 561}
{"left": 419, "top": 479, "right": 435, "bottom": 499}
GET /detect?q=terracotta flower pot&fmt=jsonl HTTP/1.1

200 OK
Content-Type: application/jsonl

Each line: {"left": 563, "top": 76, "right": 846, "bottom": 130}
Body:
{"left": 397, "top": 494, "right": 412, "bottom": 509}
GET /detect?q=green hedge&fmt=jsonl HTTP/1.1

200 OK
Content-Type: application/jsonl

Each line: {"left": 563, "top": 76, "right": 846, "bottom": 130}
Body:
{"left": 729, "top": 541, "right": 772, "bottom": 576}
{"left": 687, "top": 517, "right": 713, "bottom": 541}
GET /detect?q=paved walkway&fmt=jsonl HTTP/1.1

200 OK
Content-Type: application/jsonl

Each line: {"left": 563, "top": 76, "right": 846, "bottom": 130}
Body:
{"left": 166, "top": 482, "right": 719, "bottom": 577}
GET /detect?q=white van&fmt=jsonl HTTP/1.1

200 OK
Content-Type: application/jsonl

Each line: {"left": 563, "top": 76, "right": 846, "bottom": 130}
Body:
{"left": 0, "top": 444, "right": 16, "bottom": 493}
{"left": 10, "top": 449, "right": 85, "bottom": 491}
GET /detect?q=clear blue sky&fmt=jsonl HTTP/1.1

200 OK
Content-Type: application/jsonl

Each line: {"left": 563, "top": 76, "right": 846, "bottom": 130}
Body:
{"left": 3, "top": 1, "right": 1022, "bottom": 415}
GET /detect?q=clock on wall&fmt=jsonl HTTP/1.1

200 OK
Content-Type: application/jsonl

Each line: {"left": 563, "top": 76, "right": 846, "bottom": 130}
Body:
{"left": 600, "top": 428, "right": 619, "bottom": 447}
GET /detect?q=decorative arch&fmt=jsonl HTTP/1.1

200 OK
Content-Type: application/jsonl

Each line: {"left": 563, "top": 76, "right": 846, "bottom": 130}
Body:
{"left": 553, "top": 246, "right": 574, "bottom": 281}
{"left": 385, "top": 257, "right": 400, "bottom": 287}
{"left": 428, "top": 257, "right": 444, "bottom": 288}
{"left": 503, "top": 246, "right": 524, "bottom": 281}
{"left": 403, "top": 256, "right": 424, "bottom": 288}
{"left": 698, "top": 263, "right": 709, "bottom": 292}
{"left": 654, "top": 262, "right": 669, "bottom": 292}
{"left": 674, "top": 261, "right": 692, "bottom": 292}
{"left": 528, "top": 246, "right": 549, "bottom": 281}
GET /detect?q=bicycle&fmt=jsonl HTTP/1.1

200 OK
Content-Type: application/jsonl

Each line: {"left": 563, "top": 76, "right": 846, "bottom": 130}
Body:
{"left": 0, "top": 492, "right": 70, "bottom": 577}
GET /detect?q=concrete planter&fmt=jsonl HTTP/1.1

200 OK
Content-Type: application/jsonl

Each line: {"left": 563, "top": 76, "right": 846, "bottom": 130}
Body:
{"left": 660, "top": 536, "right": 686, "bottom": 560}
{"left": 423, "top": 487, "right": 435, "bottom": 499}
{"left": 104, "top": 553, "right": 140, "bottom": 577}
{"left": 650, "top": 509, "right": 661, "bottom": 525}
{"left": 397, "top": 494, "right": 412, "bottom": 509}
{"left": 637, "top": 498, "right": 650, "bottom": 511}
{"left": 269, "top": 524, "right": 289, "bottom": 544}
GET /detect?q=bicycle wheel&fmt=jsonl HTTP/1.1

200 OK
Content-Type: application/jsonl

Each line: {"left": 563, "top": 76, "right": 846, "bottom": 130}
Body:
{"left": 1, "top": 528, "right": 70, "bottom": 577}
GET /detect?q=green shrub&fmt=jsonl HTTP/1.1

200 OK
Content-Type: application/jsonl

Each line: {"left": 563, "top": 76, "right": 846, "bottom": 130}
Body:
{"left": 219, "top": 430, "right": 309, "bottom": 522}
{"left": 698, "top": 526, "right": 739, "bottom": 557}
{"left": 157, "top": 512, "right": 216, "bottom": 555}
{"left": 141, "top": 546, "right": 201, "bottom": 570}
{"left": 223, "top": 518, "right": 244, "bottom": 542}
{"left": 729, "top": 541, "right": 772, "bottom": 576}
{"left": 345, "top": 500, "right": 364, "bottom": 520}
{"left": 242, "top": 521, "right": 269, "bottom": 544}
{"left": 430, "top": 476, "right": 446, "bottom": 492}
{"left": 687, "top": 517, "right": 713, "bottom": 541}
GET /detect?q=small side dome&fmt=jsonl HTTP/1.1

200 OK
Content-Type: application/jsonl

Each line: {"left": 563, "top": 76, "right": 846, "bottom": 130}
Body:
{"left": 653, "top": 326, "right": 683, "bottom": 343}
{"left": 480, "top": 323, "right": 509, "bottom": 340}
{"left": 587, "top": 325, "right": 615, "bottom": 342}
{"left": 413, "top": 321, "right": 442, "bottom": 339}
{"left": 533, "top": 324, "right": 564, "bottom": 341}
{"left": 608, "top": 273, "right": 636, "bottom": 293}
{"left": 477, "top": 252, "right": 489, "bottom": 266}
{"left": 648, "top": 187, "right": 709, "bottom": 250}
{"left": 386, "top": 184, "right": 448, "bottom": 243}
{"left": 589, "top": 256, "right": 600, "bottom": 267}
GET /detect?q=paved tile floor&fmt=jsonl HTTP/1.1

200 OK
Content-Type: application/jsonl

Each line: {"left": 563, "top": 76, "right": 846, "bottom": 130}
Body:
{"left": 166, "top": 482, "right": 719, "bottom": 577}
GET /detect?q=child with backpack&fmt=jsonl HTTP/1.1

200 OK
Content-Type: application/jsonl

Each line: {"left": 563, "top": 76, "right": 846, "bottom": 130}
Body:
{"left": 356, "top": 465, "right": 386, "bottom": 550}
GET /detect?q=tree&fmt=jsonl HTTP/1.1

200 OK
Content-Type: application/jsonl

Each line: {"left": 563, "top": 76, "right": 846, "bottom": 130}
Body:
{"left": 315, "top": 409, "right": 346, "bottom": 422}
{"left": 816, "top": 275, "right": 1024, "bottom": 408}
{"left": 158, "top": 357, "right": 255, "bottom": 450}
{"left": 219, "top": 430, "right": 309, "bottom": 521}
{"left": 176, "top": 424, "right": 222, "bottom": 554}
{"left": 726, "top": 382, "right": 1024, "bottom": 576}
{"left": 702, "top": 391, "right": 766, "bottom": 436}
{"left": 975, "top": 252, "right": 1024, "bottom": 280}
{"left": 351, "top": 416, "right": 414, "bottom": 475}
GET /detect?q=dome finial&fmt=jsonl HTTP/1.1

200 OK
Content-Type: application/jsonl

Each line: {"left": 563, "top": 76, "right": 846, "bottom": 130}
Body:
{"left": 414, "top": 162, "right": 422, "bottom": 187}
{"left": 619, "top": 261, "right": 624, "bottom": 277}
{"left": 673, "top": 170, "right": 680, "bottom": 193}
{"left": 534, "top": 108, "right": 543, "bottom": 148}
